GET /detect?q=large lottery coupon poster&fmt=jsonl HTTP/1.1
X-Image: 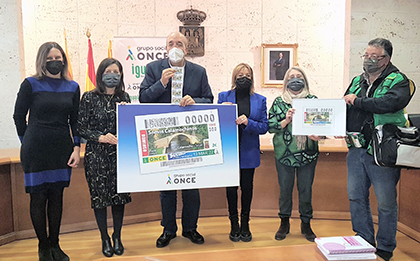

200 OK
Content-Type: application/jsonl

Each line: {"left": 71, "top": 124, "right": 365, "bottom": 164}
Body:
{"left": 135, "top": 109, "right": 223, "bottom": 174}
{"left": 117, "top": 104, "right": 239, "bottom": 192}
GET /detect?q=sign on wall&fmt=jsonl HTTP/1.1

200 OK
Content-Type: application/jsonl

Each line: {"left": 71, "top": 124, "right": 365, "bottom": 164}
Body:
{"left": 113, "top": 37, "right": 167, "bottom": 103}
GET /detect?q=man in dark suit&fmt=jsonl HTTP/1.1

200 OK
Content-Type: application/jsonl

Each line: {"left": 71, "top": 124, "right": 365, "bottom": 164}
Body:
{"left": 139, "top": 32, "right": 213, "bottom": 248}
{"left": 273, "top": 52, "right": 287, "bottom": 80}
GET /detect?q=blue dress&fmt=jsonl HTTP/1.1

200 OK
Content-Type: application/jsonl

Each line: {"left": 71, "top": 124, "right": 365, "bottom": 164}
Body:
{"left": 13, "top": 77, "right": 80, "bottom": 193}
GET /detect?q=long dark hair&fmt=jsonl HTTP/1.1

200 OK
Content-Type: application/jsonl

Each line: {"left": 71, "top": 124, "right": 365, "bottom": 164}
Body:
{"left": 33, "top": 42, "right": 70, "bottom": 80}
{"left": 94, "top": 58, "right": 125, "bottom": 94}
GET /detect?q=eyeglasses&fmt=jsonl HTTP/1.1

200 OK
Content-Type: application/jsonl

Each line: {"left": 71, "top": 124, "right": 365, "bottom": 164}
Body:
{"left": 361, "top": 54, "right": 386, "bottom": 62}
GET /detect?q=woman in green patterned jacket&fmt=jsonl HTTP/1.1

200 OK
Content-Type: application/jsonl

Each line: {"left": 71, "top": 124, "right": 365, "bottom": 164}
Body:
{"left": 268, "top": 66, "right": 321, "bottom": 242}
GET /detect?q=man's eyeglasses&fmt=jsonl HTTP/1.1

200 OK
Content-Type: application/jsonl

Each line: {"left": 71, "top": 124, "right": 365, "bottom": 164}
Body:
{"left": 361, "top": 54, "right": 386, "bottom": 62}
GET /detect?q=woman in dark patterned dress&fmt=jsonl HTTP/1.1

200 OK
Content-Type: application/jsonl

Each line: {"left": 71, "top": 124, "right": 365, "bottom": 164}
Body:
{"left": 13, "top": 42, "right": 80, "bottom": 261}
{"left": 78, "top": 58, "right": 131, "bottom": 258}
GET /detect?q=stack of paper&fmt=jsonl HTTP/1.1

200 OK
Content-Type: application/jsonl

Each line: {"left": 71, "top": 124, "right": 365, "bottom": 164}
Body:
{"left": 315, "top": 236, "right": 377, "bottom": 260}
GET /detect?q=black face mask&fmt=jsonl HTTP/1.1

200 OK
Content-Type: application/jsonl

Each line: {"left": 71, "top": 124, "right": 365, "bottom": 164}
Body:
{"left": 102, "top": 73, "right": 121, "bottom": 88}
{"left": 46, "top": 60, "right": 64, "bottom": 75}
{"left": 287, "top": 77, "right": 305, "bottom": 92}
{"left": 235, "top": 77, "right": 252, "bottom": 92}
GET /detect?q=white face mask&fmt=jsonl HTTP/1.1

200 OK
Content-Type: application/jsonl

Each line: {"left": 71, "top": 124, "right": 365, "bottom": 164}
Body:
{"left": 168, "top": 47, "right": 185, "bottom": 64}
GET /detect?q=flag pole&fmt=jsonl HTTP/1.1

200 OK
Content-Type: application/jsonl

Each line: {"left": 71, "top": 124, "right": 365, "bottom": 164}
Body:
{"left": 63, "top": 28, "right": 73, "bottom": 79}
{"left": 85, "top": 29, "right": 96, "bottom": 92}
{"left": 108, "top": 32, "right": 113, "bottom": 58}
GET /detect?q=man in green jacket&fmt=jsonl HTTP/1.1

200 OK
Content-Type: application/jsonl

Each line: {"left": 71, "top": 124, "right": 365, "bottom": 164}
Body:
{"left": 343, "top": 38, "right": 414, "bottom": 261}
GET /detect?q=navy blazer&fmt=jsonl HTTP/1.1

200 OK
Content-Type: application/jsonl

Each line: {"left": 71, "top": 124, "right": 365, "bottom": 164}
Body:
{"left": 139, "top": 58, "right": 213, "bottom": 104}
{"left": 218, "top": 90, "right": 269, "bottom": 169}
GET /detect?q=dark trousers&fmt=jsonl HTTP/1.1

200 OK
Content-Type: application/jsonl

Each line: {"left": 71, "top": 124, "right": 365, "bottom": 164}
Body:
{"left": 226, "top": 168, "right": 255, "bottom": 216}
{"left": 160, "top": 189, "right": 200, "bottom": 234}
{"left": 275, "top": 159, "right": 317, "bottom": 223}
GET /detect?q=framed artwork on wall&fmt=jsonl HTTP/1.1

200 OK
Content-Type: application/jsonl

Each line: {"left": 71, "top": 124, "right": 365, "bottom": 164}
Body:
{"left": 261, "top": 43, "right": 299, "bottom": 88}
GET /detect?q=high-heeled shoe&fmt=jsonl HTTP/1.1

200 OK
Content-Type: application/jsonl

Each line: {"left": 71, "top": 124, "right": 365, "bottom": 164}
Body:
{"left": 112, "top": 235, "right": 124, "bottom": 256}
{"left": 102, "top": 238, "right": 114, "bottom": 258}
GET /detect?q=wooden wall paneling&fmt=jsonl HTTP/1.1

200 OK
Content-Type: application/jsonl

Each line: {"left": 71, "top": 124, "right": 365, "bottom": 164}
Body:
{"left": 399, "top": 169, "right": 420, "bottom": 233}
{"left": 1, "top": 146, "right": 420, "bottom": 246}
{"left": 0, "top": 165, "right": 13, "bottom": 237}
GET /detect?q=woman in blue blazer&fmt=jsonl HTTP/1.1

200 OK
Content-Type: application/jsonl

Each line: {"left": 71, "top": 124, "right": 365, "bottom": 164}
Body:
{"left": 218, "top": 63, "right": 269, "bottom": 242}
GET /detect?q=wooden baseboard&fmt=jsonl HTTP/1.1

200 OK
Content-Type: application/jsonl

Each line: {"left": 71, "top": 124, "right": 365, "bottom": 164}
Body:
{"left": 250, "top": 209, "right": 352, "bottom": 220}
{"left": 397, "top": 222, "right": 420, "bottom": 243}
{"left": 2, "top": 210, "right": 419, "bottom": 247}
{"left": 198, "top": 208, "right": 227, "bottom": 217}
{"left": 122, "top": 212, "right": 162, "bottom": 225}
{"left": 0, "top": 232, "right": 17, "bottom": 246}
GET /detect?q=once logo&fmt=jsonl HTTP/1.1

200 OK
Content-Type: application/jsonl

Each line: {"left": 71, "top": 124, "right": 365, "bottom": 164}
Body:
{"left": 173, "top": 177, "right": 196, "bottom": 184}
{"left": 143, "top": 155, "right": 167, "bottom": 163}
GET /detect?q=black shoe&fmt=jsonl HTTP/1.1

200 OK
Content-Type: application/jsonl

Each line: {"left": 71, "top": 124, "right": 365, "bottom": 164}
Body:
{"left": 112, "top": 235, "right": 124, "bottom": 256}
{"left": 240, "top": 227, "right": 252, "bottom": 242}
{"left": 50, "top": 244, "right": 70, "bottom": 261}
{"left": 102, "top": 239, "right": 114, "bottom": 258}
{"left": 229, "top": 215, "right": 240, "bottom": 242}
{"left": 182, "top": 230, "right": 204, "bottom": 244}
{"left": 301, "top": 221, "right": 316, "bottom": 242}
{"left": 376, "top": 249, "right": 393, "bottom": 261}
{"left": 38, "top": 247, "right": 53, "bottom": 261}
{"left": 240, "top": 212, "right": 252, "bottom": 242}
{"left": 156, "top": 232, "right": 177, "bottom": 248}
{"left": 275, "top": 217, "right": 290, "bottom": 241}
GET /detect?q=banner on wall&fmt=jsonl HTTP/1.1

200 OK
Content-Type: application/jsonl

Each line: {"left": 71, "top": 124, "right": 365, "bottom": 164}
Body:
{"left": 113, "top": 37, "right": 167, "bottom": 103}
{"left": 117, "top": 104, "right": 240, "bottom": 193}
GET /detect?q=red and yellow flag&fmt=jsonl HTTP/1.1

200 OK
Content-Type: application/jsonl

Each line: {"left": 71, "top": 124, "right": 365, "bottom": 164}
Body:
{"left": 64, "top": 29, "right": 73, "bottom": 79}
{"left": 85, "top": 31, "right": 96, "bottom": 92}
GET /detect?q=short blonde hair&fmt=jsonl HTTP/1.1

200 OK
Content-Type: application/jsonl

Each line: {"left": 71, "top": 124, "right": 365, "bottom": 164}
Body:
{"left": 230, "top": 63, "right": 255, "bottom": 95}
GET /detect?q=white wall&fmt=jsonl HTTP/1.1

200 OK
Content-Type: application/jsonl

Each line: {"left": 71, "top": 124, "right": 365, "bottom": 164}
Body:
{"left": 1, "top": 0, "right": 24, "bottom": 149}
{"left": 5, "top": 0, "right": 419, "bottom": 149}
{"left": 20, "top": 0, "right": 348, "bottom": 101}
{"left": 16, "top": 0, "right": 347, "bottom": 147}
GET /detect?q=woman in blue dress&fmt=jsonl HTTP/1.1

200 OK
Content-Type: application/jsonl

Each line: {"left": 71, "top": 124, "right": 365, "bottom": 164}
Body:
{"left": 13, "top": 42, "right": 80, "bottom": 261}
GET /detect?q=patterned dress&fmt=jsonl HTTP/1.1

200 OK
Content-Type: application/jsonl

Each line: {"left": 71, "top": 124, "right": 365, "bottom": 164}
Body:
{"left": 78, "top": 91, "right": 131, "bottom": 209}
{"left": 13, "top": 77, "right": 80, "bottom": 193}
